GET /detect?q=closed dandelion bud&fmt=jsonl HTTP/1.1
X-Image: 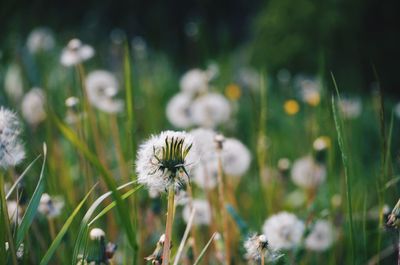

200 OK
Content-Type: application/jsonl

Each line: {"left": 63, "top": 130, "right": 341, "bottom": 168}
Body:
{"left": 86, "top": 228, "right": 108, "bottom": 264}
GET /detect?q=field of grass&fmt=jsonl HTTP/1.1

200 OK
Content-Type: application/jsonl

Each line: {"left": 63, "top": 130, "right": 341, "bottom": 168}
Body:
{"left": 1, "top": 30, "right": 400, "bottom": 265}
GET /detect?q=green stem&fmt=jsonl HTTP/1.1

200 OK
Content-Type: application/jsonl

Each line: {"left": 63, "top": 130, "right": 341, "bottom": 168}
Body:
{"left": 162, "top": 185, "right": 175, "bottom": 265}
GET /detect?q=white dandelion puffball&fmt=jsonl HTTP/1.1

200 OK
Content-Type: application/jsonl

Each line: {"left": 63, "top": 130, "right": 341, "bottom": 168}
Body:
{"left": 38, "top": 193, "right": 65, "bottom": 218}
{"left": 0, "top": 107, "right": 25, "bottom": 168}
{"left": 193, "top": 160, "right": 218, "bottom": 189}
{"left": 221, "top": 138, "right": 251, "bottom": 178}
{"left": 191, "top": 93, "right": 231, "bottom": 128}
{"left": 182, "top": 199, "right": 211, "bottom": 226}
{"left": 337, "top": 97, "right": 362, "bottom": 119}
{"left": 262, "top": 212, "right": 305, "bottom": 250}
{"left": 136, "top": 131, "right": 197, "bottom": 193}
{"left": 179, "top": 69, "right": 209, "bottom": 95}
{"left": 90, "top": 228, "right": 106, "bottom": 240}
{"left": 7, "top": 200, "right": 22, "bottom": 224}
{"left": 305, "top": 220, "right": 335, "bottom": 251}
{"left": 244, "top": 234, "right": 268, "bottom": 261}
{"left": 166, "top": 92, "right": 193, "bottom": 128}
{"left": 190, "top": 128, "right": 217, "bottom": 161}
{"left": 21, "top": 88, "right": 47, "bottom": 126}
{"left": 60, "top": 38, "right": 94, "bottom": 66}
{"left": 85, "top": 70, "right": 124, "bottom": 113}
{"left": 26, "top": 27, "right": 55, "bottom": 54}
{"left": 291, "top": 156, "right": 326, "bottom": 189}
{"left": 4, "top": 63, "right": 24, "bottom": 102}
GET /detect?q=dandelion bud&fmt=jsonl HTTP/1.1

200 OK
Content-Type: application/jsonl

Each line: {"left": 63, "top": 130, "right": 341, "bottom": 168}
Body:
{"left": 84, "top": 228, "right": 112, "bottom": 264}
{"left": 214, "top": 134, "right": 225, "bottom": 150}
{"left": 145, "top": 234, "right": 167, "bottom": 265}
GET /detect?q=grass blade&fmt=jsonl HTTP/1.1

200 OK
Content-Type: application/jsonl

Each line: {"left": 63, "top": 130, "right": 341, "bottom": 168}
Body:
{"left": 172, "top": 208, "right": 196, "bottom": 265}
{"left": 39, "top": 184, "right": 97, "bottom": 265}
{"left": 193, "top": 232, "right": 217, "bottom": 265}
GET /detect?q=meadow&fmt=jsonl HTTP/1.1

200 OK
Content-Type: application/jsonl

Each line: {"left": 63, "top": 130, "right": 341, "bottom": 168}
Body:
{"left": 0, "top": 28, "right": 400, "bottom": 265}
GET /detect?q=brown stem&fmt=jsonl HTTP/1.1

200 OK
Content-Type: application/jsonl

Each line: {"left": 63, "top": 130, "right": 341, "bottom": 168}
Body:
{"left": 162, "top": 185, "right": 175, "bottom": 265}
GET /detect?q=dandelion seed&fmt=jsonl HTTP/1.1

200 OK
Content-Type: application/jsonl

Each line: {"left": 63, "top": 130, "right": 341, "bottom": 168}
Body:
{"left": 0, "top": 107, "right": 25, "bottom": 168}
{"left": 26, "top": 27, "right": 55, "bottom": 54}
{"left": 337, "top": 97, "right": 362, "bottom": 119}
{"left": 291, "top": 156, "right": 326, "bottom": 189}
{"left": 221, "top": 138, "right": 251, "bottom": 178}
{"left": 166, "top": 93, "right": 193, "bottom": 128}
{"left": 136, "top": 130, "right": 197, "bottom": 194}
{"left": 4, "top": 63, "right": 24, "bottom": 102}
{"left": 38, "top": 193, "right": 64, "bottom": 218}
{"left": 85, "top": 70, "right": 124, "bottom": 113}
{"left": 182, "top": 199, "right": 211, "bottom": 226}
{"left": 305, "top": 220, "right": 335, "bottom": 251}
{"left": 179, "top": 69, "right": 210, "bottom": 95}
{"left": 191, "top": 93, "right": 231, "bottom": 128}
{"left": 262, "top": 212, "right": 305, "bottom": 250}
{"left": 21, "top": 88, "right": 47, "bottom": 126}
{"left": 244, "top": 234, "right": 283, "bottom": 263}
{"left": 60, "top": 38, "right": 94, "bottom": 67}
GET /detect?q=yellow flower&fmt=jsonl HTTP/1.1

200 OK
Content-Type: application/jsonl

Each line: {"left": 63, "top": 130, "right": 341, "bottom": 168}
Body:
{"left": 225, "top": 83, "right": 241, "bottom": 101}
{"left": 284, "top": 100, "right": 300, "bottom": 115}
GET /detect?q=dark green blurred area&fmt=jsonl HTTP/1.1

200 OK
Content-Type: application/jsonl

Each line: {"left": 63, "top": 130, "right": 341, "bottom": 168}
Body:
{"left": 1, "top": 0, "right": 399, "bottom": 94}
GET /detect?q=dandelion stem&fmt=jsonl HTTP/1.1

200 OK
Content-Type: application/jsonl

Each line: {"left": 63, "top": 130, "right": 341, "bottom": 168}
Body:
{"left": 162, "top": 185, "right": 175, "bottom": 265}
{"left": 261, "top": 252, "right": 265, "bottom": 265}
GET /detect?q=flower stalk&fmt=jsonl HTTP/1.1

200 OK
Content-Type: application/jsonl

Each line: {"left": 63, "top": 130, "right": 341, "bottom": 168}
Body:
{"left": 162, "top": 185, "right": 175, "bottom": 265}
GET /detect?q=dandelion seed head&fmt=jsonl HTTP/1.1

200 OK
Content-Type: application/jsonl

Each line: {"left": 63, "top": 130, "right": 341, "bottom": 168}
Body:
{"left": 190, "top": 128, "right": 216, "bottom": 161}
{"left": 291, "top": 156, "right": 326, "bottom": 189}
{"left": 90, "top": 228, "right": 106, "bottom": 240}
{"left": 166, "top": 93, "right": 193, "bottom": 128}
{"left": 179, "top": 69, "right": 209, "bottom": 95}
{"left": 305, "top": 220, "right": 335, "bottom": 251}
{"left": 4, "top": 63, "right": 24, "bottom": 102}
{"left": 191, "top": 93, "right": 231, "bottom": 128}
{"left": 182, "top": 199, "right": 211, "bottom": 226}
{"left": 26, "top": 27, "right": 55, "bottom": 54}
{"left": 21, "top": 88, "right": 47, "bottom": 126}
{"left": 193, "top": 160, "right": 218, "bottom": 189}
{"left": 85, "top": 70, "right": 124, "bottom": 113}
{"left": 221, "top": 138, "right": 251, "bottom": 178}
{"left": 0, "top": 107, "right": 25, "bottom": 168}
{"left": 38, "top": 193, "right": 65, "bottom": 218}
{"left": 136, "top": 131, "right": 197, "bottom": 193}
{"left": 244, "top": 234, "right": 283, "bottom": 262}
{"left": 337, "top": 97, "right": 362, "bottom": 119}
{"left": 60, "top": 38, "right": 94, "bottom": 66}
{"left": 262, "top": 212, "right": 305, "bottom": 250}
{"left": 65, "top": 97, "right": 80, "bottom": 108}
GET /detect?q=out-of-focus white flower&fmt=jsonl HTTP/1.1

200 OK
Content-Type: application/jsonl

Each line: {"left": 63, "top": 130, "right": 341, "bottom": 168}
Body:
{"left": 7, "top": 200, "right": 22, "bottom": 224}
{"left": 0, "top": 107, "right": 25, "bottom": 168}
{"left": 237, "top": 67, "right": 259, "bottom": 91}
{"left": 5, "top": 242, "right": 24, "bottom": 259}
{"left": 296, "top": 76, "right": 321, "bottom": 107}
{"left": 38, "top": 193, "right": 64, "bottom": 218}
{"left": 305, "top": 220, "right": 335, "bottom": 251}
{"left": 179, "top": 69, "right": 209, "bottom": 95}
{"left": 337, "top": 97, "right": 362, "bottom": 119}
{"left": 193, "top": 161, "right": 218, "bottom": 189}
{"left": 166, "top": 93, "right": 193, "bottom": 128}
{"left": 4, "top": 63, "right": 24, "bottom": 102}
{"left": 191, "top": 93, "right": 231, "bottom": 128}
{"left": 60, "top": 38, "right": 94, "bottom": 66}
{"left": 291, "top": 156, "right": 326, "bottom": 189}
{"left": 262, "top": 212, "right": 305, "bottom": 250}
{"left": 136, "top": 131, "right": 197, "bottom": 193}
{"left": 244, "top": 234, "right": 283, "bottom": 263}
{"left": 182, "top": 199, "right": 211, "bottom": 226}
{"left": 221, "top": 138, "right": 251, "bottom": 178}
{"left": 21, "top": 88, "right": 47, "bottom": 126}
{"left": 190, "top": 128, "right": 216, "bottom": 161}
{"left": 394, "top": 102, "right": 400, "bottom": 119}
{"left": 26, "top": 27, "right": 55, "bottom": 54}
{"left": 85, "top": 70, "right": 124, "bottom": 113}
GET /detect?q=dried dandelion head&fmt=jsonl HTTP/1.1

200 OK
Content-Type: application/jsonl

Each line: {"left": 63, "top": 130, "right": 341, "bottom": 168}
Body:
{"left": 60, "top": 38, "right": 94, "bottom": 66}
{"left": 244, "top": 234, "right": 283, "bottom": 263}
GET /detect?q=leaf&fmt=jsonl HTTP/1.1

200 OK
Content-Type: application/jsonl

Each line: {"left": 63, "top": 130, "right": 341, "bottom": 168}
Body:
{"left": 39, "top": 184, "right": 97, "bottom": 265}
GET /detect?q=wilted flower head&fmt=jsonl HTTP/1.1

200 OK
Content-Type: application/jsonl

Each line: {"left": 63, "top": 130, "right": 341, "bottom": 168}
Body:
{"left": 191, "top": 93, "right": 231, "bottom": 128}
{"left": 291, "top": 156, "right": 326, "bottom": 189}
{"left": 305, "top": 220, "right": 335, "bottom": 251}
{"left": 4, "top": 63, "right": 24, "bottom": 102}
{"left": 38, "top": 193, "right": 64, "bottom": 218}
{"left": 0, "top": 107, "right": 25, "bottom": 168}
{"left": 262, "top": 212, "right": 305, "bottom": 250}
{"left": 60, "top": 38, "right": 94, "bottom": 66}
{"left": 21, "top": 88, "right": 47, "bottom": 126}
{"left": 136, "top": 131, "right": 197, "bottom": 193}
{"left": 387, "top": 198, "right": 400, "bottom": 229}
{"left": 182, "top": 199, "right": 211, "bottom": 226}
{"left": 244, "top": 234, "right": 283, "bottom": 263}
{"left": 7, "top": 200, "right": 23, "bottom": 224}
{"left": 221, "top": 138, "right": 251, "bottom": 178}
{"left": 26, "top": 27, "right": 55, "bottom": 54}
{"left": 337, "top": 97, "right": 362, "bottom": 119}
{"left": 145, "top": 234, "right": 166, "bottom": 265}
{"left": 81, "top": 228, "right": 116, "bottom": 265}
{"left": 85, "top": 70, "right": 124, "bottom": 113}
{"left": 179, "top": 69, "right": 210, "bottom": 95}
{"left": 166, "top": 92, "right": 193, "bottom": 128}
